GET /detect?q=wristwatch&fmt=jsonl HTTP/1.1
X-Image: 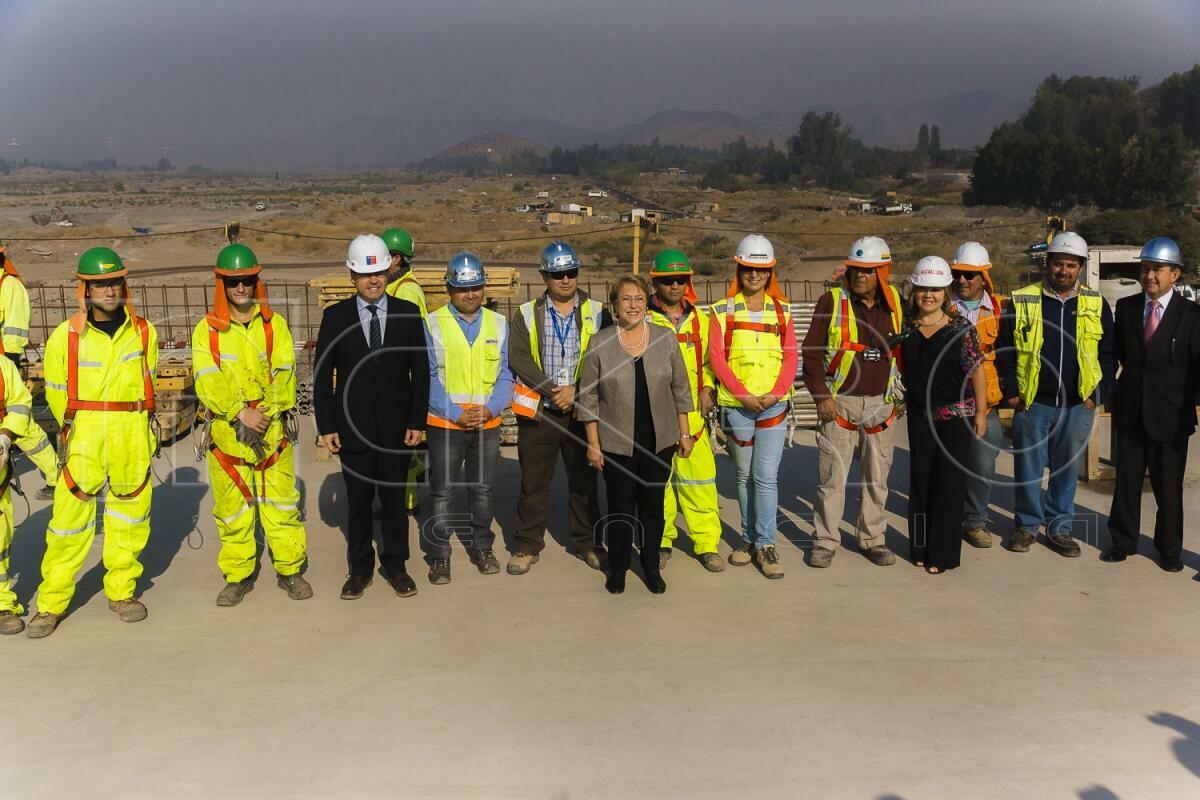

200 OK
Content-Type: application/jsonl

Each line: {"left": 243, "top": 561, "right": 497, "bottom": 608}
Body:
{"left": 680, "top": 433, "right": 695, "bottom": 441}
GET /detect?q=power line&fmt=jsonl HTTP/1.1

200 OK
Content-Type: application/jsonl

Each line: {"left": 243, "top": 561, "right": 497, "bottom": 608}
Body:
{"left": 240, "top": 224, "right": 629, "bottom": 245}
{"left": 660, "top": 218, "right": 1054, "bottom": 238}
{"left": 4, "top": 225, "right": 223, "bottom": 242}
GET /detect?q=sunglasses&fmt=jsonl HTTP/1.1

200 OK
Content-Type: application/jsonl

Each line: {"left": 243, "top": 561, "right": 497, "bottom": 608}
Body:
{"left": 654, "top": 276, "right": 689, "bottom": 287}
{"left": 544, "top": 269, "right": 579, "bottom": 280}
{"left": 951, "top": 271, "right": 980, "bottom": 282}
{"left": 226, "top": 276, "right": 259, "bottom": 288}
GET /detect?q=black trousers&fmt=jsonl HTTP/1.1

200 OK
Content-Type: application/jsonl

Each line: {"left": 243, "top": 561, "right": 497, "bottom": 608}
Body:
{"left": 338, "top": 446, "right": 413, "bottom": 577}
{"left": 907, "top": 413, "right": 972, "bottom": 570}
{"left": 1108, "top": 420, "right": 1189, "bottom": 558}
{"left": 601, "top": 447, "right": 674, "bottom": 581}
{"left": 513, "top": 411, "right": 601, "bottom": 555}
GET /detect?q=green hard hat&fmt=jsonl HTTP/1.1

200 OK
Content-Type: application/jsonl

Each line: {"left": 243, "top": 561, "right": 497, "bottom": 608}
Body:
{"left": 381, "top": 227, "right": 414, "bottom": 258}
{"left": 216, "top": 243, "right": 260, "bottom": 273}
{"left": 651, "top": 249, "right": 693, "bottom": 276}
{"left": 77, "top": 246, "right": 126, "bottom": 278}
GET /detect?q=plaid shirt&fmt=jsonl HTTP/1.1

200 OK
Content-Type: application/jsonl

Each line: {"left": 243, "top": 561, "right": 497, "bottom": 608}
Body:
{"left": 542, "top": 294, "right": 581, "bottom": 410}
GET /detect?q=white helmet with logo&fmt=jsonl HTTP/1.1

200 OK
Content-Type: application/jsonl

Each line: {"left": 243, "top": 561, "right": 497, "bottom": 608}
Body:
{"left": 346, "top": 234, "right": 391, "bottom": 274}
{"left": 910, "top": 256, "right": 953, "bottom": 288}
{"left": 951, "top": 241, "right": 991, "bottom": 269}
{"left": 1047, "top": 231, "right": 1088, "bottom": 262}
{"left": 734, "top": 234, "right": 776, "bottom": 268}
{"left": 845, "top": 236, "right": 891, "bottom": 268}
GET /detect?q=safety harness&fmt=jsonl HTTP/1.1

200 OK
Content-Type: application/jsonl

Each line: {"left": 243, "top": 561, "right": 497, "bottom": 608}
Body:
{"left": 58, "top": 312, "right": 155, "bottom": 500}
{"left": 834, "top": 406, "right": 897, "bottom": 435}
{"left": 722, "top": 296, "right": 787, "bottom": 352}
{"left": 673, "top": 306, "right": 709, "bottom": 440}
{"left": 0, "top": 260, "right": 24, "bottom": 357}
{"left": 824, "top": 290, "right": 902, "bottom": 435}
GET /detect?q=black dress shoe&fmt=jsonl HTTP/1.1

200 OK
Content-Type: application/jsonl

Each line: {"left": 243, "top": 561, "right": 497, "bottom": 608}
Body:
{"left": 1099, "top": 547, "right": 1130, "bottom": 563}
{"left": 644, "top": 572, "right": 667, "bottom": 594}
{"left": 383, "top": 569, "right": 418, "bottom": 597}
{"left": 1045, "top": 532, "right": 1081, "bottom": 558}
{"left": 340, "top": 575, "right": 373, "bottom": 600}
{"left": 1160, "top": 555, "right": 1184, "bottom": 573}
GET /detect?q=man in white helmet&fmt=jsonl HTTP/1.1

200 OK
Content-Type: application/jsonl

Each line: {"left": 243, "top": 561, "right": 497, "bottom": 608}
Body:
{"left": 800, "top": 236, "right": 903, "bottom": 568}
{"left": 995, "top": 231, "right": 1115, "bottom": 557}
{"left": 950, "top": 242, "right": 1005, "bottom": 548}
{"left": 315, "top": 234, "right": 429, "bottom": 600}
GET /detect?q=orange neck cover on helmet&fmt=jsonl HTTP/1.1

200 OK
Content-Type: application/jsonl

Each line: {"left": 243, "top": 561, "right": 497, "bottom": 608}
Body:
{"left": 206, "top": 266, "right": 273, "bottom": 332}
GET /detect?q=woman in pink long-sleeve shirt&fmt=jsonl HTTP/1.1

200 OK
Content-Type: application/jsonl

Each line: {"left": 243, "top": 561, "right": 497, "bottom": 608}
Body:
{"left": 708, "top": 235, "right": 797, "bottom": 578}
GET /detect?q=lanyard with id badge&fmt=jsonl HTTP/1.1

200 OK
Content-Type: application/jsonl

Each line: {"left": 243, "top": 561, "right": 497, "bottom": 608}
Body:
{"left": 550, "top": 306, "right": 575, "bottom": 386}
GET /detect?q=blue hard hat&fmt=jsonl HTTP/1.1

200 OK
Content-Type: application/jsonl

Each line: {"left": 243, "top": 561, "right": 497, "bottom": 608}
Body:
{"left": 540, "top": 240, "right": 581, "bottom": 273}
{"left": 1138, "top": 237, "right": 1183, "bottom": 268}
{"left": 445, "top": 252, "right": 486, "bottom": 288}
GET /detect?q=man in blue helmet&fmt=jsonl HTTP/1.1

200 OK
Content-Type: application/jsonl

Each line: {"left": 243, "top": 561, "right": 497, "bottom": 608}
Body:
{"left": 506, "top": 241, "right": 611, "bottom": 575}
{"left": 422, "top": 253, "right": 514, "bottom": 586}
{"left": 1103, "top": 237, "right": 1200, "bottom": 573}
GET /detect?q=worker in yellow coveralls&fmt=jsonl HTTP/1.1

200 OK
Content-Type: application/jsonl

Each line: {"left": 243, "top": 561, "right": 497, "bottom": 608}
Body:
{"left": 382, "top": 227, "right": 426, "bottom": 512}
{"left": 26, "top": 247, "right": 159, "bottom": 639}
{"left": 193, "top": 244, "right": 311, "bottom": 607}
{"left": 0, "top": 354, "right": 37, "bottom": 634}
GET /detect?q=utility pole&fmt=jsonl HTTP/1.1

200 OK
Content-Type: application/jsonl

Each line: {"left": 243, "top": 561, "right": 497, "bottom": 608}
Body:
{"left": 632, "top": 211, "right": 641, "bottom": 275}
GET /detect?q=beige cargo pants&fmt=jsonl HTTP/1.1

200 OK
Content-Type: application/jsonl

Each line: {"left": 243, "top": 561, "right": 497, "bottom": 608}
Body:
{"left": 813, "top": 394, "right": 895, "bottom": 552}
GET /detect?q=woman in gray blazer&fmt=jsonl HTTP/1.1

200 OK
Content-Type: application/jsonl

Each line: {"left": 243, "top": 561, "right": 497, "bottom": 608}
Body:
{"left": 577, "top": 275, "right": 694, "bottom": 594}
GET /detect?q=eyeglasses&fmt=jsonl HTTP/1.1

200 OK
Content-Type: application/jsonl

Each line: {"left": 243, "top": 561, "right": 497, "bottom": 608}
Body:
{"left": 544, "top": 269, "right": 579, "bottom": 280}
{"left": 226, "top": 276, "right": 259, "bottom": 288}
{"left": 618, "top": 295, "right": 647, "bottom": 305}
{"left": 951, "top": 271, "right": 980, "bottom": 282}
{"left": 654, "top": 276, "right": 689, "bottom": 287}
{"left": 739, "top": 267, "right": 772, "bottom": 276}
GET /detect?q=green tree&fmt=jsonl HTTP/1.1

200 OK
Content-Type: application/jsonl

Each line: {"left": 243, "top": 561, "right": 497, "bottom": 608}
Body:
{"left": 917, "top": 123, "right": 930, "bottom": 151}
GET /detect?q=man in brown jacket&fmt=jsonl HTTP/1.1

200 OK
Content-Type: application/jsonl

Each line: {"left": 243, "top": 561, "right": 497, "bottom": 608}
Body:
{"left": 506, "top": 242, "right": 611, "bottom": 575}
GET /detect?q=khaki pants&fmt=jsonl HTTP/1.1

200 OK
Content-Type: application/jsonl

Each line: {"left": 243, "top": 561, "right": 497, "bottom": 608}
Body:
{"left": 813, "top": 394, "right": 895, "bottom": 552}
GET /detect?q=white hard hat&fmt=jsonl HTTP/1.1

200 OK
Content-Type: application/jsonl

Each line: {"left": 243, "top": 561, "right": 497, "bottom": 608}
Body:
{"left": 951, "top": 241, "right": 991, "bottom": 270}
{"left": 734, "top": 234, "right": 776, "bottom": 268}
{"left": 346, "top": 234, "right": 391, "bottom": 274}
{"left": 846, "top": 236, "right": 891, "bottom": 267}
{"left": 910, "top": 256, "right": 953, "bottom": 288}
{"left": 1047, "top": 231, "right": 1088, "bottom": 261}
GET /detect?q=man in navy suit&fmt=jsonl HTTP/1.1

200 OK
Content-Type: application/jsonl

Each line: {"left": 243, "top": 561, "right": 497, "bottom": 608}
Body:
{"left": 315, "top": 234, "right": 429, "bottom": 599}
{"left": 1103, "top": 238, "right": 1200, "bottom": 572}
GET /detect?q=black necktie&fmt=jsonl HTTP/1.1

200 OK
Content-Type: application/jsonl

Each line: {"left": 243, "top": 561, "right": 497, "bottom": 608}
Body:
{"left": 367, "top": 304, "right": 382, "bottom": 350}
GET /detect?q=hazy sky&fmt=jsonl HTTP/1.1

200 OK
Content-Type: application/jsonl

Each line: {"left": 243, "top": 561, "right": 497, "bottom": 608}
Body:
{"left": 1, "top": 0, "right": 1197, "bottom": 169}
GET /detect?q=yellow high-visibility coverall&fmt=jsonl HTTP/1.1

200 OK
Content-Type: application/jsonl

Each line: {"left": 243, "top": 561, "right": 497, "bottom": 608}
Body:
{"left": 386, "top": 274, "right": 427, "bottom": 510}
{"left": 650, "top": 304, "right": 722, "bottom": 555}
{"left": 192, "top": 308, "right": 305, "bottom": 583}
{"left": 0, "top": 356, "right": 35, "bottom": 614}
{"left": 0, "top": 270, "right": 58, "bottom": 488}
{"left": 37, "top": 313, "right": 158, "bottom": 615}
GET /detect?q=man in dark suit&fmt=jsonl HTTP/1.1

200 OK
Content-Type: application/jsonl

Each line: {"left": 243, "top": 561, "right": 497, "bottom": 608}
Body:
{"left": 1103, "top": 237, "right": 1200, "bottom": 572}
{"left": 315, "top": 234, "right": 429, "bottom": 599}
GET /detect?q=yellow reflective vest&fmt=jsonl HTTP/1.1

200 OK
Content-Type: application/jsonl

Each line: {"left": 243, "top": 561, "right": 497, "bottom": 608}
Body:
{"left": 711, "top": 292, "right": 794, "bottom": 406}
{"left": 426, "top": 304, "right": 507, "bottom": 430}
{"left": 519, "top": 296, "right": 602, "bottom": 383}
{"left": 1010, "top": 283, "right": 1104, "bottom": 409}
{"left": 822, "top": 285, "right": 904, "bottom": 403}
{"left": 649, "top": 302, "right": 715, "bottom": 435}
{"left": 386, "top": 271, "right": 428, "bottom": 317}
{"left": 0, "top": 271, "right": 31, "bottom": 356}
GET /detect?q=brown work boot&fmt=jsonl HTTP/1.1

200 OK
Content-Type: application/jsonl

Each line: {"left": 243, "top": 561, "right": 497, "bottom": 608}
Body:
{"left": 25, "top": 612, "right": 62, "bottom": 639}
{"left": 577, "top": 548, "right": 606, "bottom": 571}
{"left": 506, "top": 552, "right": 539, "bottom": 575}
{"left": 863, "top": 546, "right": 896, "bottom": 566}
{"left": 0, "top": 611, "right": 25, "bottom": 635}
{"left": 753, "top": 545, "right": 785, "bottom": 579}
{"left": 471, "top": 549, "right": 501, "bottom": 575}
{"left": 277, "top": 573, "right": 313, "bottom": 600}
{"left": 697, "top": 552, "right": 726, "bottom": 573}
{"left": 964, "top": 527, "right": 993, "bottom": 549}
{"left": 658, "top": 548, "right": 672, "bottom": 570}
{"left": 216, "top": 579, "right": 253, "bottom": 607}
{"left": 108, "top": 598, "right": 148, "bottom": 623}
{"left": 728, "top": 546, "right": 752, "bottom": 567}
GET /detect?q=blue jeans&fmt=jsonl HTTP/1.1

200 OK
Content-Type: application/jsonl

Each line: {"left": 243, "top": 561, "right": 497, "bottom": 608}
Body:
{"left": 1010, "top": 402, "right": 1094, "bottom": 535}
{"left": 962, "top": 408, "right": 1003, "bottom": 529}
{"left": 425, "top": 425, "right": 501, "bottom": 559}
{"left": 723, "top": 401, "right": 788, "bottom": 548}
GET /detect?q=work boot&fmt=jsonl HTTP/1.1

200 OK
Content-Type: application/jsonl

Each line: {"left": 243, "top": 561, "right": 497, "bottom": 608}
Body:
{"left": 428, "top": 558, "right": 451, "bottom": 585}
{"left": 863, "top": 546, "right": 896, "bottom": 566}
{"left": 1045, "top": 532, "right": 1081, "bottom": 558}
{"left": 507, "top": 552, "right": 539, "bottom": 575}
{"left": 36, "top": 484, "right": 56, "bottom": 501}
{"left": 728, "top": 546, "right": 752, "bottom": 567}
{"left": 754, "top": 545, "right": 784, "bottom": 579}
{"left": 471, "top": 549, "right": 501, "bottom": 575}
{"left": 577, "top": 548, "right": 606, "bottom": 571}
{"left": 277, "top": 573, "right": 313, "bottom": 600}
{"left": 1007, "top": 529, "right": 1037, "bottom": 553}
{"left": 658, "top": 548, "right": 672, "bottom": 570}
{"left": 25, "top": 612, "right": 61, "bottom": 639}
{"left": 807, "top": 548, "right": 835, "bottom": 568}
{"left": 216, "top": 579, "right": 253, "bottom": 607}
{"left": 0, "top": 611, "right": 25, "bottom": 635}
{"left": 697, "top": 552, "right": 726, "bottom": 573}
{"left": 108, "top": 598, "right": 148, "bottom": 623}
{"left": 964, "top": 527, "right": 993, "bottom": 549}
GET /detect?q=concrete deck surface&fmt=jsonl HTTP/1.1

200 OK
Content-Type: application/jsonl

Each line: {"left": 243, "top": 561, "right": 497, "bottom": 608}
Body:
{"left": 3, "top": 423, "right": 1200, "bottom": 799}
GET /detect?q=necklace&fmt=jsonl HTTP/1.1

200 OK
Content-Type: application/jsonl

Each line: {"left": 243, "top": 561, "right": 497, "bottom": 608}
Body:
{"left": 619, "top": 320, "right": 648, "bottom": 356}
{"left": 915, "top": 313, "right": 947, "bottom": 328}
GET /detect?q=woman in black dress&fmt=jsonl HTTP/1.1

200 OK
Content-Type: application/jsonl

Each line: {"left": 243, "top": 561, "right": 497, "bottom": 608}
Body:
{"left": 901, "top": 256, "right": 988, "bottom": 574}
